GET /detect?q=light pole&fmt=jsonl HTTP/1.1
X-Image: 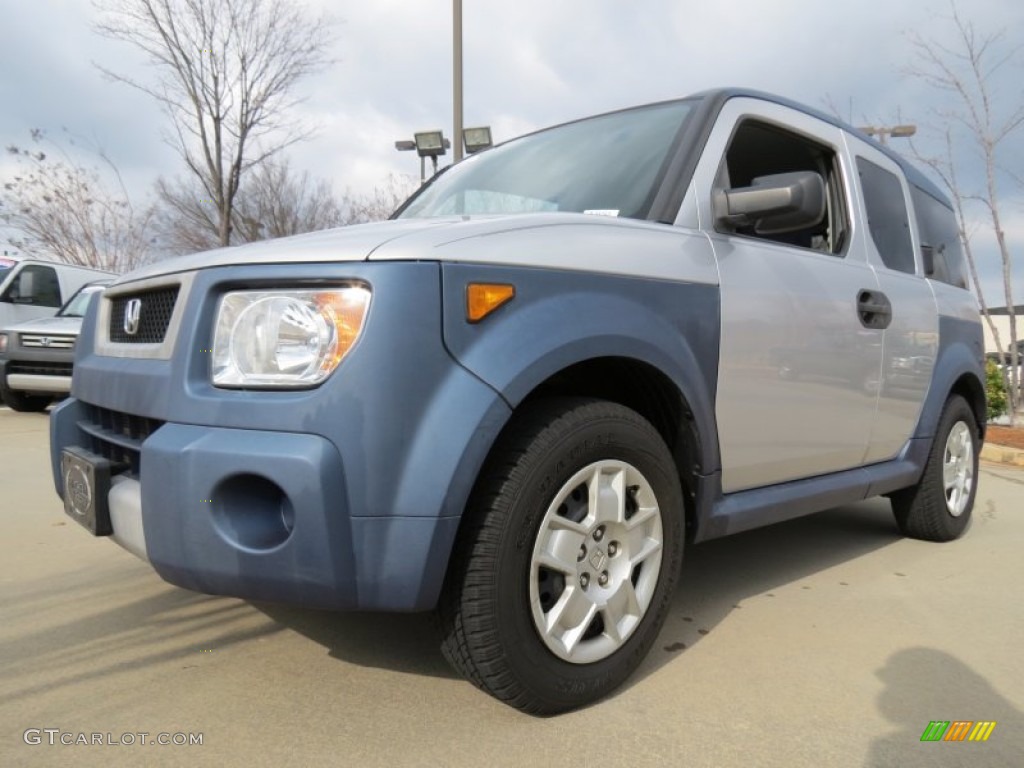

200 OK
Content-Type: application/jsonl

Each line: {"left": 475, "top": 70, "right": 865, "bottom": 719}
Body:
{"left": 453, "top": 0, "right": 464, "bottom": 163}
{"left": 858, "top": 124, "right": 917, "bottom": 146}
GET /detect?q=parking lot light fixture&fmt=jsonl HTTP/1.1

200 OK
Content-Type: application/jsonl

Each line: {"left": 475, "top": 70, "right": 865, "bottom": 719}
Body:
{"left": 414, "top": 131, "right": 447, "bottom": 158}
{"left": 463, "top": 126, "right": 492, "bottom": 154}
{"left": 396, "top": 134, "right": 451, "bottom": 184}
{"left": 411, "top": 131, "right": 449, "bottom": 181}
{"left": 858, "top": 124, "right": 917, "bottom": 145}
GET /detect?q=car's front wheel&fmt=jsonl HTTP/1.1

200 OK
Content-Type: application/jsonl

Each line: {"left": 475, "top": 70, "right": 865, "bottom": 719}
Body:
{"left": 890, "top": 394, "right": 979, "bottom": 541}
{"left": 438, "top": 398, "right": 684, "bottom": 715}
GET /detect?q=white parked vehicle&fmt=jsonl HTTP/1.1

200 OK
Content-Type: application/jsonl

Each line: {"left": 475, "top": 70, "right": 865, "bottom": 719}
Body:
{"left": 0, "top": 256, "right": 113, "bottom": 328}
{"left": 0, "top": 281, "right": 112, "bottom": 411}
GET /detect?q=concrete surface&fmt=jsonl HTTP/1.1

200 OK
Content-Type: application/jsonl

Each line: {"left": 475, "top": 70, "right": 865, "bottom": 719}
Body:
{"left": 1, "top": 406, "right": 1022, "bottom": 768}
{"left": 980, "top": 441, "right": 1024, "bottom": 467}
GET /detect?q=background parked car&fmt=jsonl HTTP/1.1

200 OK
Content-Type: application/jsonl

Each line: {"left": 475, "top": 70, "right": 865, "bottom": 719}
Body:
{"left": 0, "top": 256, "right": 113, "bottom": 328}
{"left": 0, "top": 280, "right": 111, "bottom": 412}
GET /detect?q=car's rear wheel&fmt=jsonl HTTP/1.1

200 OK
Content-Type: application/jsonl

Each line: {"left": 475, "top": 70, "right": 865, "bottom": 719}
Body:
{"left": 437, "top": 398, "right": 684, "bottom": 715}
{"left": 0, "top": 387, "right": 52, "bottom": 413}
{"left": 890, "top": 394, "right": 979, "bottom": 542}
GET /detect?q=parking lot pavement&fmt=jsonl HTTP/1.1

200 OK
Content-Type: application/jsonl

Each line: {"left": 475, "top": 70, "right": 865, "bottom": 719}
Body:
{"left": 2, "top": 405, "right": 1022, "bottom": 768}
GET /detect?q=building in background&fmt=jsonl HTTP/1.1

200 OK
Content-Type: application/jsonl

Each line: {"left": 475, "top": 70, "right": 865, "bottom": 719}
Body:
{"left": 983, "top": 305, "right": 1024, "bottom": 357}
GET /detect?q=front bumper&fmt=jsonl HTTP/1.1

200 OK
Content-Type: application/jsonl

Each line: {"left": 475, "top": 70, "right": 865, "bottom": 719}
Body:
{"left": 1, "top": 356, "right": 73, "bottom": 395}
{"left": 51, "top": 402, "right": 462, "bottom": 610}
{"left": 49, "top": 262, "right": 511, "bottom": 611}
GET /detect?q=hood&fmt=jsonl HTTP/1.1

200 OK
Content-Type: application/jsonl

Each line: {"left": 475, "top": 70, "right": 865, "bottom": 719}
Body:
{"left": 112, "top": 218, "right": 460, "bottom": 285}
{"left": 111, "top": 212, "right": 666, "bottom": 286}
{"left": 3, "top": 315, "right": 84, "bottom": 336}
{"left": 366, "top": 212, "right": 662, "bottom": 259}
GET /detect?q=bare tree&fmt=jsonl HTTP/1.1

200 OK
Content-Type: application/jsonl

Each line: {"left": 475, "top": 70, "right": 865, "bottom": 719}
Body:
{"left": 907, "top": 2, "right": 1023, "bottom": 416}
{"left": 153, "top": 157, "right": 348, "bottom": 253}
{"left": 95, "top": 0, "right": 335, "bottom": 248}
{"left": 339, "top": 173, "right": 418, "bottom": 224}
{"left": 233, "top": 158, "right": 347, "bottom": 240}
{"left": 154, "top": 163, "right": 417, "bottom": 255}
{"left": 0, "top": 130, "right": 152, "bottom": 271}
{"left": 909, "top": 130, "right": 1009, "bottom": 384}
{"left": 150, "top": 175, "right": 221, "bottom": 255}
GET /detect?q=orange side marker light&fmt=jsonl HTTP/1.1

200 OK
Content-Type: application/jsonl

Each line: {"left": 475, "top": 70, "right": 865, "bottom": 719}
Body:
{"left": 467, "top": 283, "right": 515, "bottom": 323}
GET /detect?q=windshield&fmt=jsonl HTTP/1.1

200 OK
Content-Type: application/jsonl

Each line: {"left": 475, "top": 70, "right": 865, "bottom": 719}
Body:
{"left": 398, "top": 100, "right": 694, "bottom": 221}
{"left": 58, "top": 284, "right": 108, "bottom": 318}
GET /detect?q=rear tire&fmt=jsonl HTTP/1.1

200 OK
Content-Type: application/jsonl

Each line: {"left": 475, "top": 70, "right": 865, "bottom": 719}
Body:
{"left": 437, "top": 398, "right": 684, "bottom": 715}
{"left": 891, "top": 394, "right": 978, "bottom": 542}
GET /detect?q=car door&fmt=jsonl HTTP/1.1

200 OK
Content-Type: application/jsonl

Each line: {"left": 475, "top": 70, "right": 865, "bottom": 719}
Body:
{"left": 843, "top": 137, "right": 938, "bottom": 462}
{"left": 685, "top": 98, "right": 883, "bottom": 493}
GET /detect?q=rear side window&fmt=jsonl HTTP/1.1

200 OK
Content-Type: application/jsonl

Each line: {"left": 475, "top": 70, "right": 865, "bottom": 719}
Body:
{"left": 911, "top": 186, "right": 968, "bottom": 289}
{"left": 856, "top": 158, "right": 915, "bottom": 274}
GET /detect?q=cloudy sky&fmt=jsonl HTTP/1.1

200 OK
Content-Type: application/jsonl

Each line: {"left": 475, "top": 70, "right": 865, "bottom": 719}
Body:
{"left": 1, "top": 0, "right": 1021, "bottom": 302}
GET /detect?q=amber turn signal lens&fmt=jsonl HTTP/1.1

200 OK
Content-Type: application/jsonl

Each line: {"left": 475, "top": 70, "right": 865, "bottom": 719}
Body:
{"left": 466, "top": 283, "right": 515, "bottom": 323}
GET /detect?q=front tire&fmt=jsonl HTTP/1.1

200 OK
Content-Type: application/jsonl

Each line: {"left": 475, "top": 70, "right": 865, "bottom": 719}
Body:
{"left": 891, "top": 394, "right": 979, "bottom": 542}
{"left": 437, "top": 398, "right": 684, "bottom": 715}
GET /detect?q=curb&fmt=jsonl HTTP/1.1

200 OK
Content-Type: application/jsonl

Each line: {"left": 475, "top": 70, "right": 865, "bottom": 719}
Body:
{"left": 981, "top": 442, "right": 1024, "bottom": 468}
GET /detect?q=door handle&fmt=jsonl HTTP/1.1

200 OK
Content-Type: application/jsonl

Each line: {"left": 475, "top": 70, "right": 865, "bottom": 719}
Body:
{"left": 857, "top": 290, "right": 892, "bottom": 329}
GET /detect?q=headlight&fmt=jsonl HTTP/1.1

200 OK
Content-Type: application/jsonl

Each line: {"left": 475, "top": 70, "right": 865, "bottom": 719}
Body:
{"left": 0, "top": 334, "right": 7, "bottom": 354}
{"left": 212, "top": 286, "right": 371, "bottom": 388}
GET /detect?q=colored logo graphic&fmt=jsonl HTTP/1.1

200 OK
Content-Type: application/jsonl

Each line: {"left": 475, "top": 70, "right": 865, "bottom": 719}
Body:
{"left": 920, "top": 721, "right": 996, "bottom": 742}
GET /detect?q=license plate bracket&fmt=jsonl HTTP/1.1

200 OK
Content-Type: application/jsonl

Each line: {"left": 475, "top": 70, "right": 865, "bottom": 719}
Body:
{"left": 61, "top": 447, "right": 114, "bottom": 536}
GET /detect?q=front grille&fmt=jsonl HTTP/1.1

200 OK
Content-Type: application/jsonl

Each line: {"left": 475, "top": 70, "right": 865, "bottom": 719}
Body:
{"left": 9, "top": 361, "right": 73, "bottom": 376}
{"left": 21, "top": 333, "right": 75, "bottom": 349}
{"left": 76, "top": 403, "right": 164, "bottom": 476}
{"left": 108, "top": 287, "right": 180, "bottom": 344}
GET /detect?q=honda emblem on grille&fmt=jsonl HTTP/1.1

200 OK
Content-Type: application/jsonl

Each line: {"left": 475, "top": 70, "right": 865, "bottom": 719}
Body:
{"left": 124, "top": 298, "right": 142, "bottom": 336}
{"left": 40, "top": 337, "right": 52, "bottom": 347}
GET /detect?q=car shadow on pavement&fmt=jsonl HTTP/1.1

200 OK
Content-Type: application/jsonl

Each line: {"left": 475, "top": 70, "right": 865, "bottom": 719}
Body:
{"left": 865, "top": 648, "right": 1024, "bottom": 766}
{"left": 631, "top": 496, "right": 908, "bottom": 687}
{"left": 254, "top": 497, "right": 909, "bottom": 687}
{"left": 253, "top": 604, "right": 458, "bottom": 679}
{"left": 0, "top": 563, "right": 274, "bottom": 704}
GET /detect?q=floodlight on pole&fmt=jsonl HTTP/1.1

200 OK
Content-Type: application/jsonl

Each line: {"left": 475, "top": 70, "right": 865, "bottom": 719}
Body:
{"left": 413, "top": 131, "right": 447, "bottom": 158}
{"left": 463, "top": 126, "right": 492, "bottom": 154}
{"left": 396, "top": 132, "right": 450, "bottom": 184}
{"left": 859, "top": 124, "right": 917, "bottom": 145}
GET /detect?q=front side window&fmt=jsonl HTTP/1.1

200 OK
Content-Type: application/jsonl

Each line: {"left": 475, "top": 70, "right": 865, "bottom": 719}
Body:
{"left": 857, "top": 158, "right": 916, "bottom": 275}
{"left": 1, "top": 265, "right": 61, "bottom": 307}
{"left": 715, "top": 120, "right": 849, "bottom": 255}
{"left": 398, "top": 101, "right": 694, "bottom": 221}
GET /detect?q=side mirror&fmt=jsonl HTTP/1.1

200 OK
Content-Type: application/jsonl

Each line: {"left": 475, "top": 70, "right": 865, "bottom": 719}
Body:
{"left": 714, "top": 171, "right": 825, "bottom": 235}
